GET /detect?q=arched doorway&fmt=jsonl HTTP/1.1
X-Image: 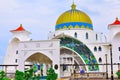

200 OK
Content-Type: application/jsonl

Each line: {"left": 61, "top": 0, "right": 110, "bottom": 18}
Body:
{"left": 18, "top": 40, "right": 60, "bottom": 78}
{"left": 26, "top": 52, "right": 52, "bottom": 64}
{"left": 60, "top": 48, "right": 86, "bottom": 77}
{"left": 25, "top": 52, "right": 52, "bottom": 76}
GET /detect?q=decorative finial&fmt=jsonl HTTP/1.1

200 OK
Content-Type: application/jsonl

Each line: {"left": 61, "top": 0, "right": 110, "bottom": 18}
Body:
{"left": 20, "top": 24, "right": 22, "bottom": 27}
{"left": 116, "top": 17, "right": 118, "bottom": 20}
{"left": 73, "top": 0, "right": 74, "bottom": 3}
{"left": 71, "top": 0, "right": 76, "bottom": 10}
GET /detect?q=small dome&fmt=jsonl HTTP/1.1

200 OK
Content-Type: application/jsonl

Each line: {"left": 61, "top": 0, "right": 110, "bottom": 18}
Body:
{"left": 108, "top": 17, "right": 120, "bottom": 29}
{"left": 55, "top": 3, "right": 93, "bottom": 30}
{"left": 109, "top": 17, "right": 120, "bottom": 25}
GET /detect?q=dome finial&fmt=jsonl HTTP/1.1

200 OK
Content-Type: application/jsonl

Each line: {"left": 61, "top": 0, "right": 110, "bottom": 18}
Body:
{"left": 20, "top": 24, "right": 22, "bottom": 27}
{"left": 116, "top": 17, "right": 118, "bottom": 20}
{"left": 71, "top": 0, "right": 76, "bottom": 10}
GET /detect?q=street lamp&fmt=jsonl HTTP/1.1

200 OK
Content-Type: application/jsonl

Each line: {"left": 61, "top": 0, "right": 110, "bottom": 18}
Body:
{"left": 109, "top": 44, "right": 114, "bottom": 80}
{"left": 105, "top": 54, "right": 108, "bottom": 79}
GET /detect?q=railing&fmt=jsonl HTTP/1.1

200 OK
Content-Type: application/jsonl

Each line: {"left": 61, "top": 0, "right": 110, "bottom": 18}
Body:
{"left": 0, "top": 64, "right": 120, "bottom": 79}
{"left": 72, "top": 72, "right": 106, "bottom": 79}
{"left": 70, "top": 73, "right": 119, "bottom": 80}
{"left": 0, "top": 65, "right": 32, "bottom": 78}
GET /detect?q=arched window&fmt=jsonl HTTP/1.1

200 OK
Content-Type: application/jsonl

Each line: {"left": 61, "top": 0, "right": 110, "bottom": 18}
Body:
{"left": 74, "top": 32, "right": 77, "bottom": 38}
{"left": 15, "top": 59, "right": 17, "bottom": 63}
{"left": 98, "top": 46, "right": 102, "bottom": 51}
{"left": 94, "top": 47, "right": 97, "bottom": 52}
{"left": 98, "top": 57, "right": 102, "bottom": 63}
{"left": 16, "top": 50, "right": 18, "bottom": 54}
{"left": 118, "top": 47, "right": 120, "bottom": 51}
{"left": 96, "top": 34, "right": 98, "bottom": 40}
{"left": 86, "top": 32, "right": 88, "bottom": 39}
{"left": 53, "top": 34, "right": 55, "bottom": 37}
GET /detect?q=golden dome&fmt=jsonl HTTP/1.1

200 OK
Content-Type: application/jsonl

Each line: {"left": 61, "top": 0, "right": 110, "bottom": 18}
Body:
{"left": 56, "top": 10, "right": 92, "bottom": 25}
{"left": 55, "top": 3, "right": 93, "bottom": 30}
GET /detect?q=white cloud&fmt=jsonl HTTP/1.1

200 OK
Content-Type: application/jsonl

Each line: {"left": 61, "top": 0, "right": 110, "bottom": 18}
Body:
{"left": 74, "top": 0, "right": 120, "bottom": 33}
{"left": 0, "top": 0, "right": 18, "bottom": 13}
{"left": 0, "top": 0, "right": 120, "bottom": 64}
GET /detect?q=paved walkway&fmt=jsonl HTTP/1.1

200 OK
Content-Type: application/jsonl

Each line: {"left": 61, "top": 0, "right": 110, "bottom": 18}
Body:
{"left": 58, "top": 78, "right": 119, "bottom": 80}
{"left": 72, "top": 78, "right": 119, "bottom": 80}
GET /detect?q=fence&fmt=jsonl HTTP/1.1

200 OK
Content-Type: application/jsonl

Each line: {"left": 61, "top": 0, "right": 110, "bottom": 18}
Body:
{"left": 0, "top": 65, "right": 32, "bottom": 78}
{"left": 0, "top": 63, "right": 120, "bottom": 79}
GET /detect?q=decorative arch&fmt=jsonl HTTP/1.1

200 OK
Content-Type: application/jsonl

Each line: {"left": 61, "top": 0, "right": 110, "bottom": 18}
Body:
{"left": 18, "top": 40, "right": 60, "bottom": 77}
{"left": 24, "top": 51, "right": 53, "bottom": 64}
{"left": 11, "top": 37, "right": 20, "bottom": 43}
{"left": 25, "top": 52, "right": 52, "bottom": 64}
{"left": 113, "top": 32, "right": 120, "bottom": 41}
{"left": 59, "top": 36, "right": 99, "bottom": 71}
{"left": 60, "top": 47, "right": 87, "bottom": 71}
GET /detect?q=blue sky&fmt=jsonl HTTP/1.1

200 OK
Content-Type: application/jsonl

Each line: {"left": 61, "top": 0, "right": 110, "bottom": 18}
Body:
{"left": 0, "top": 0, "right": 120, "bottom": 64}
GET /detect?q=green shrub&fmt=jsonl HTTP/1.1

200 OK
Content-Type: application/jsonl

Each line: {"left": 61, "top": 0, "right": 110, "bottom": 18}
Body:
{"left": 116, "top": 70, "right": 120, "bottom": 79}
{"left": 0, "top": 70, "right": 10, "bottom": 80}
{"left": 15, "top": 70, "right": 25, "bottom": 80}
{"left": 46, "top": 67, "right": 57, "bottom": 80}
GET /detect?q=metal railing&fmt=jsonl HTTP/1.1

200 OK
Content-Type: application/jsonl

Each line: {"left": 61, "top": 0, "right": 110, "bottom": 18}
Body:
{"left": 0, "top": 65, "right": 32, "bottom": 78}
{"left": 0, "top": 63, "right": 120, "bottom": 79}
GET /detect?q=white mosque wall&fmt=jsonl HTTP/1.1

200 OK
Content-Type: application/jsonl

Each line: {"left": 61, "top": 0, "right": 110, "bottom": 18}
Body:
{"left": 4, "top": 39, "right": 19, "bottom": 65}
{"left": 3, "top": 27, "right": 120, "bottom": 78}
{"left": 111, "top": 32, "right": 120, "bottom": 76}
{"left": 48, "top": 29, "right": 103, "bottom": 44}
{"left": 18, "top": 39, "right": 60, "bottom": 77}
{"left": 107, "top": 25, "right": 120, "bottom": 42}
{"left": 11, "top": 31, "right": 31, "bottom": 41}
{"left": 49, "top": 29, "right": 110, "bottom": 72}
{"left": 4, "top": 31, "right": 31, "bottom": 65}
{"left": 106, "top": 24, "right": 120, "bottom": 77}
{"left": 112, "top": 33, "right": 120, "bottom": 64}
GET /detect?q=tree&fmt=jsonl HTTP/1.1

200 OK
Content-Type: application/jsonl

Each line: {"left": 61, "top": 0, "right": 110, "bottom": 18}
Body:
{"left": 46, "top": 67, "right": 57, "bottom": 80}
{"left": 15, "top": 70, "right": 25, "bottom": 80}
{"left": 0, "top": 70, "right": 10, "bottom": 80}
{"left": 24, "top": 68, "right": 33, "bottom": 80}
{"left": 116, "top": 70, "right": 120, "bottom": 79}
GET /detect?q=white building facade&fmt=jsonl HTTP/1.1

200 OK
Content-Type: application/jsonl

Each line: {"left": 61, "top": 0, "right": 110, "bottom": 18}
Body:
{"left": 4, "top": 3, "right": 120, "bottom": 78}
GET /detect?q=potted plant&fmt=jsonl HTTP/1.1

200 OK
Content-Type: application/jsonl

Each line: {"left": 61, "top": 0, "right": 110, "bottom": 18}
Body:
{"left": 116, "top": 70, "right": 120, "bottom": 79}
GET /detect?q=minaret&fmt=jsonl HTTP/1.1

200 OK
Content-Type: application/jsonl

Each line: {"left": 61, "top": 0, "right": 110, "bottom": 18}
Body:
{"left": 108, "top": 17, "right": 120, "bottom": 42}
{"left": 107, "top": 17, "right": 120, "bottom": 76}
{"left": 10, "top": 24, "right": 31, "bottom": 41}
{"left": 4, "top": 24, "right": 31, "bottom": 65}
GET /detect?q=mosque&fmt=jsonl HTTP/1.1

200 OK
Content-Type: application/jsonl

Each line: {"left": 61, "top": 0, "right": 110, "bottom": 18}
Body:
{"left": 4, "top": 2, "right": 120, "bottom": 78}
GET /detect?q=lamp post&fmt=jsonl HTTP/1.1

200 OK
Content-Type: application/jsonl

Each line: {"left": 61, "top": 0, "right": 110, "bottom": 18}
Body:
{"left": 105, "top": 54, "right": 108, "bottom": 79}
{"left": 109, "top": 44, "right": 114, "bottom": 80}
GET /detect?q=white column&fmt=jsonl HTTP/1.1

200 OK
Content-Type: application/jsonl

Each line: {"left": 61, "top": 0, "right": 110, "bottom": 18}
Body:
{"left": 18, "top": 50, "right": 25, "bottom": 72}
{"left": 18, "top": 60, "right": 24, "bottom": 72}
